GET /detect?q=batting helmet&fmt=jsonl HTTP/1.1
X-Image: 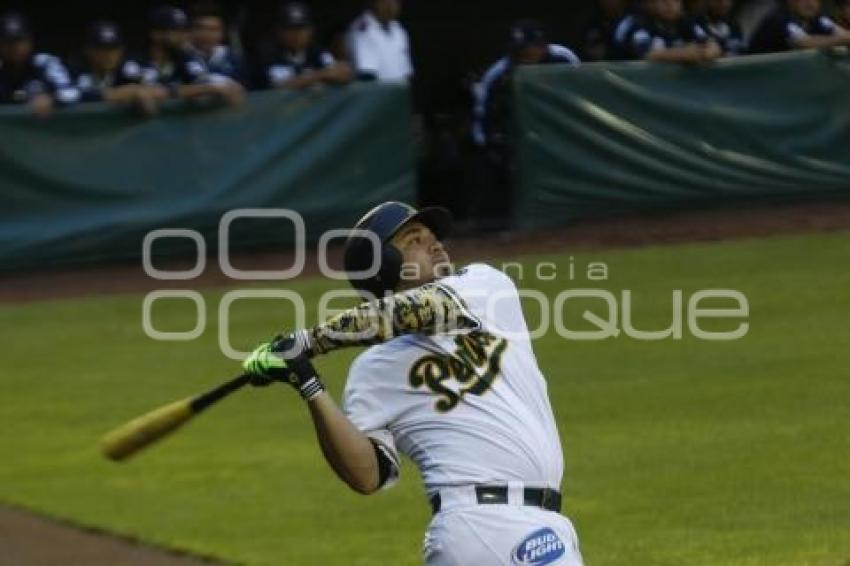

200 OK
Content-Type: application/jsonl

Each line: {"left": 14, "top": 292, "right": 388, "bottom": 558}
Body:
{"left": 344, "top": 201, "right": 452, "bottom": 297}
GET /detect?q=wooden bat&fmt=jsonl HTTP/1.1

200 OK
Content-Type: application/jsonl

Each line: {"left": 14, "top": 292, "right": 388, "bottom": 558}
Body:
{"left": 100, "top": 374, "right": 251, "bottom": 462}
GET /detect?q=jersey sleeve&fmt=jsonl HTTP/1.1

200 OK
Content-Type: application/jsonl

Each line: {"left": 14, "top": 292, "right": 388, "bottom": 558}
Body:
{"left": 34, "top": 54, "right": 80, "bottom": 105}
{"left": 689, "top": 20, "right": 710, "bottom": 43}
{"left": 434, "top": 263, "right": 527, "bottom": 341}
{"left": 319, "top": 51, "right": 336, "bottom": 68}
{"left": 75, "top": 74, "right": 103, "bottom": 102}
{"left": 267, "top": 64, "right": 295, "bottom": 87}
{"left": 629, "top": 27, "right": 655, "bottom": 59}
{"left": 472, "top": 57, "right": 509, "bottom": 146}
{"left": 547, "top": 44, "right": 581, "bottom": 65}
{"left": 342, "top": 353, "right": 401, "bottom": 489}
{"left": 818, "top": 16, "right": 837, "bottom": 34}
{"left": 786, "top": 20, "right": 808, "bottom": 45}
{"left": 121, "top": 60, "right": 144, "bottom": 84}
{"left": 184, "top": 57, "right": 210, "bottom": 84}
{"left": 348, "top": 28, "right": 381, "bottom": 77}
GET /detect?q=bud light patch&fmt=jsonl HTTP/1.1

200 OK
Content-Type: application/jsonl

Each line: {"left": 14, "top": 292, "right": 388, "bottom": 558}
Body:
{"left": 511, "top": 528, "right": 566, "bottom": 565}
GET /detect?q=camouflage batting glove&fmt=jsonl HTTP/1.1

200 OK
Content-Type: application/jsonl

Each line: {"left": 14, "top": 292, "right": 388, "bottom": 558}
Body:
{"left": 242, "top": 335, "right": 325, "bottom": 401}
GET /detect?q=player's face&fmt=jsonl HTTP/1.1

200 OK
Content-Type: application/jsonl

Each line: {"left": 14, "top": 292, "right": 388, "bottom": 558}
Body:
{"left": 653, "top": 0, "right": 683, "bottom": 21}
{"left": 87, "top": 46, "right": 124, "bottom": 72}
{"left": 0, "top": 38, "right": 32, "bottom": 65}
{"left": 840, "top": 2, "right": 850, "bottom": 22}
{"left": 600, "top": 0, "right": 628, "bottom": 18}
{"left": 279, "top": 26, "right": 313, "bottom": 52}
{"left": 391, "top": 222, "right": 451, "bottom": 290}
{"left": 788, "top": 0, "right": 821, "bottom": 19}
{"left": 373, "top": 0, "right": 402, "bottom": 22}
{"left": 152, "top": 28, "right": 189, "bottom": 49}
{"left": 514, "top": 44, "right": 547, "bottom": 65}
{"left": 706, "top": 0, "right": 732, "bottom": 18}
{"left": 192, "top": 16, "right": 224, "bottom": 51}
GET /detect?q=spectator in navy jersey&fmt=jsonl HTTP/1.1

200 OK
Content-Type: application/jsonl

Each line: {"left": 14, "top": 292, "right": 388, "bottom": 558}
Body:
{"left": 621, "top": 0, "right": 722, "bottom": 62}
{"left": 190, "top": 4, "right": 247, "bottom": 85}
{"left": 257, "top": 2, "right": 351, "bottom": 90}
{"left": 749, "top": 0, "right": 850, "bottom": 53}
{"left": 0, "top": 12, "right": 79, "bottom": 116}
{"left": 697, "top": 0, "right": 745, "bottom": 55}
{"left": 75, "top": 21, "right": 169, "bottom": 115}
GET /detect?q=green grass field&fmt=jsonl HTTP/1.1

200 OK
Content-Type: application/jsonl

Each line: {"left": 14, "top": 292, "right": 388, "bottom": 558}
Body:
{"left": 1, "top": 231, "right": 849, "bottom": 565}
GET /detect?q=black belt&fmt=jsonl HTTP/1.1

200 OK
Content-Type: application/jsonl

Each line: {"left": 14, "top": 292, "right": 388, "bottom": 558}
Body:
{"left": 429, "top": 486, "right": 562, "bottom": 515}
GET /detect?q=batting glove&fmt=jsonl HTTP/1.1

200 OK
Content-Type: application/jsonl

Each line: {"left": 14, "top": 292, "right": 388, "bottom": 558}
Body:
{"left": 242, "top": 334, "right": 325, "bottom": 401}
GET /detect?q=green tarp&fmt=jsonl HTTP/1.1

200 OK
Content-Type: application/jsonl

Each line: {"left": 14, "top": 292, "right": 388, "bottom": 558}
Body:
{"left": 0, "top": 83, "right": 414, "bottom": 271}
{"left": 513, "top": 50, "right": 850, "bottom": 229}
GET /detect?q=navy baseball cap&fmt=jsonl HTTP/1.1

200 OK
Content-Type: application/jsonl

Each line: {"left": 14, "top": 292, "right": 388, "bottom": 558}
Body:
{"left": 278, "top": 2, "right": 312, "bottom": 28}
{"left": 150, "top": 5, "right": 189, "bottom": 30}
{"left": 0, "top": 12, "right": 31, "bottom": 42}
{"left": 509, "top": 19, "right": 546, "bottom": 49}
{"left": 86, "top": 21, "right": 124, "bottom": 48}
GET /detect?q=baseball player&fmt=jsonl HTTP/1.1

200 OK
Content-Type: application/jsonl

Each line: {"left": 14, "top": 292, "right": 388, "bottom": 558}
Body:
{"left": 0, "top": 12, "right": 80, "bottom": 116}
{"left": 242, "top": 202, "right": 583, "bottom": 565}
{"left": 749, "top": 0, "right": 850, "bottom": 54}
{"left": 255, "top": 2, "right": 351, "bottom": 90}
{"left": 75, "top": 21, "right": 169, "bottom": 115}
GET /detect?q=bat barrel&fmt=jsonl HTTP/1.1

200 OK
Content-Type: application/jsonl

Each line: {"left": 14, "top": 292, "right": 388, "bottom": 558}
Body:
{"left": 99, "top": 373, "right": 250, "bottom": 462}
{"left": 100, "top": 399, "right": 194, "bottom": 461}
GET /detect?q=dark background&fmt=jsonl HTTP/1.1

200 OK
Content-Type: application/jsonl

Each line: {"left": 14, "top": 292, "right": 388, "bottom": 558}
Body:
{"left": 0, "top": 1, "right": 595, "bottom": 114}
{"left": 0, "top": 1, "right": 599, "bottom": 216}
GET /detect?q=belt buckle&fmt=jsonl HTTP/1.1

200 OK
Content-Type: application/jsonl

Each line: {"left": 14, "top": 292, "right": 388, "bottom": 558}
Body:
{"left": 539, "top": 488, "right": 550, "bottom": 508}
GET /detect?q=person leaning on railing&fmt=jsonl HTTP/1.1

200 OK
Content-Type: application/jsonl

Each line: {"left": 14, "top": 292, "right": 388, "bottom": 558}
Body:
{"left": 618, "top": 0, "right": 723, "bottom": 63}
{"left": 696, "top": 0, "right": 746, "bottom": 56}
{"left": 581, "top": 0, "right": 630, "bottom": 61}
{"left": 749, "top": 0, "right": 850, "bottom": 54}
{"left": 189, "top": 3, "right": 248, "bottom": 87}
{"left": 137, "top": 5, "right": 244, "bottom": 107}
{"left": 0, "top": 12, "right": 80, "bottom": 117}
{"left": 74, "top": 21, "right": 169, "bottom": 116}
{"left": 835, "top": 0, "right": 850, "bottom": 29}
{"left": 254, "top": 2, "right": 352, "bottom": 91}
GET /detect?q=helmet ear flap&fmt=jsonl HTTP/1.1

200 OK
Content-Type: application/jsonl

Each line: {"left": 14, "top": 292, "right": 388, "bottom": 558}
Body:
{"left": 378, "top": 243, "right": 403, "bottom": 294}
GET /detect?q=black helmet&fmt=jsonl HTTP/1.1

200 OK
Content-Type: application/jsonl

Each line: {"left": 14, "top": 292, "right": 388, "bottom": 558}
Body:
{"left": 343, "top": 202, "right": 452, "bottom": 298}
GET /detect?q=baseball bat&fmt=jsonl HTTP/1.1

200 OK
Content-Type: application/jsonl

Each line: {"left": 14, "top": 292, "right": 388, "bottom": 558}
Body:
{"left": 100, "top": 373, "right": 251, "bottom": 462}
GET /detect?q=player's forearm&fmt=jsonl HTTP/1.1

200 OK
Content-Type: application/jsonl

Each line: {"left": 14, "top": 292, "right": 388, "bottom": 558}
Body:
{"left": 793, "top": 33, "right": 850, "bottom": 49}
{"left": 101, "top": 84, "right": 146, "bottom": 104}
{"left": 647, "top": 45, "right": 705, "bottom": 63}
{"left": 308, "top": 284, "right": 477, "bottom": 355}
{"left": 307, "top": 392, "right": 380, "bottom": 494}
{"left": 174, "top": 83, "right": 215, "bottom": 99}
{"left": 277, "top": 74, "right": 318, "bottom": 89}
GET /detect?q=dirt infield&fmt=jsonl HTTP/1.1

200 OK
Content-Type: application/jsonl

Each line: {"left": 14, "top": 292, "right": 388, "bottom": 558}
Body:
{"left": 2, "top": 199, "right": 850, "bottom": 304}
{"left": 1, "top": 198, "right": 850, "bottom": 564}
{"left": 0, "top": 505, "right": 221, "bottom": 565}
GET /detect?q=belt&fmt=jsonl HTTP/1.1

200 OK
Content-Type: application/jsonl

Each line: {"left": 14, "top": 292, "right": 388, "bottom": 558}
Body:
{"left": 429, "top": 485, "right": 562, "bottom": 515}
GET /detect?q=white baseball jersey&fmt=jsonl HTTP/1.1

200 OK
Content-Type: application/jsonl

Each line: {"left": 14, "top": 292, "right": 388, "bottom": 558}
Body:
{"left": 342, "top": 263, "right": 564, "bottom": 495}
{"left": 345, "top": 11, "right": 413, "bottom": 83}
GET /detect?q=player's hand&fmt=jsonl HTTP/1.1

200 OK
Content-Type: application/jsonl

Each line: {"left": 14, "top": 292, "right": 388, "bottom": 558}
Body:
{"left": 242, "top": 334, "right": 324, "bottom": 400}
{"left": 133, "top": 87, "right": 161, "bottom": 117}
{"left": 323, "top": 63, "right": 353, "bottom": 84}
{"left": 243, "top": 341, "right": 291, "bottom": 386}
{"left": 700, "top": 41, "right": 722, "bottom": 61}
{"left": 217, "top": 81, "right": 245, "bottom": 107}
{"left": 29, "top": 93, "right": 54, "bottom": 119}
